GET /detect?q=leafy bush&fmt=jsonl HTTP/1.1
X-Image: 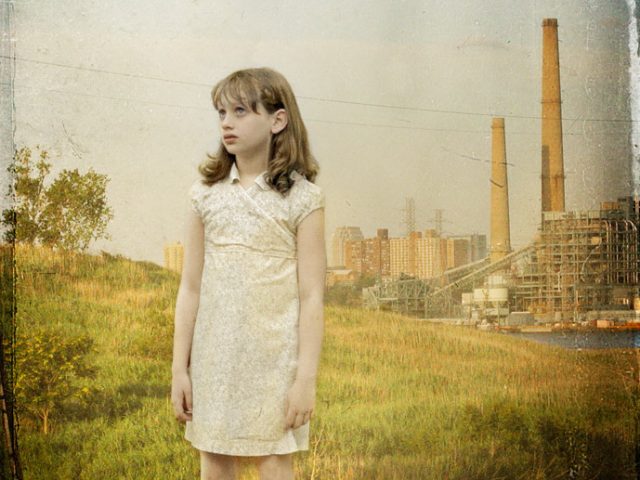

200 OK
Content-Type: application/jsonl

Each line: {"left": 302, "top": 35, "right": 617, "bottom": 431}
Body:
{"left": 15, "top": 327, "right": 98, "bottom": 433}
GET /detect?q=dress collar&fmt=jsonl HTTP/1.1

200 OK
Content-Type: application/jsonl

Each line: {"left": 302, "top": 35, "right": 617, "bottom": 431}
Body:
{"left": 228, "top": 161, "right": 270, "bottom": 191}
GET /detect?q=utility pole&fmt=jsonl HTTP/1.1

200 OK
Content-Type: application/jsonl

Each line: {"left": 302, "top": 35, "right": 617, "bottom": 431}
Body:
{"left": 403, "top": 197, "right": 416, "bottom": 237}
{"left": 434, "top": 209, "right": 443, "bottom": 236}
{"left": 1, "top": 1, "right": 22, "bottom": 478}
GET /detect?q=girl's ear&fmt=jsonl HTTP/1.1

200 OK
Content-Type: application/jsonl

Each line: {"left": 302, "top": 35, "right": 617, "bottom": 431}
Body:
{"left": 271, "top": 109, "right": 288, "bottom": 134}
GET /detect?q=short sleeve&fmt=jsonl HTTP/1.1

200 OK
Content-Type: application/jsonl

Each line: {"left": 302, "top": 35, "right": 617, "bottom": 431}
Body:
{"left": 292, "top": 182, "right": 325, "bottom": 229}
{"left": 188, "top": 180, "right": 206, "bottom": 217}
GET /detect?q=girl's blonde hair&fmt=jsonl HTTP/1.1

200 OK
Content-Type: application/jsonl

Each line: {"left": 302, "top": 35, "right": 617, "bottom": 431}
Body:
{"left": 198, "top": 67, "right": 319, "bottom": 195}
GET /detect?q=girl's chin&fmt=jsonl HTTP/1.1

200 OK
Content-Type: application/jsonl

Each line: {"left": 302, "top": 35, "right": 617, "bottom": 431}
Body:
{"left": 223, "top": 145, "right": 239, "bottom": 154}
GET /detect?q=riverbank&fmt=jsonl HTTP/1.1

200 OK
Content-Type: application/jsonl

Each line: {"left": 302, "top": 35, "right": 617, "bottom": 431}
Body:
{"left": 503, "top": 328, "right": 640, "bottom": 349}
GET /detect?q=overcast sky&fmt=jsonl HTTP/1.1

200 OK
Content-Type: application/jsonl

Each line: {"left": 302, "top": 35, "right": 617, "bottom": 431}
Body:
{"left": 8, "top": 0, "right": 637, "bottom": 265}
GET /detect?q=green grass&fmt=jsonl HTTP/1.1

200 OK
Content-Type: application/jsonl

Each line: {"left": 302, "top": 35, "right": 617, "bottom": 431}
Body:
{"left": 15, "top": 245, "right": 640, "bottom": 479}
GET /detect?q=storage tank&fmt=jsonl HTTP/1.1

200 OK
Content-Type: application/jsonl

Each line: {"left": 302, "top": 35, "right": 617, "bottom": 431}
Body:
{"left": 461, "top": 292, "right": 473, "bottom": 306}
{"left": 473, "top": 288, "right": 489, "bottom": 303}
{"left": 473, "top": 288, "right": 508, "bottom": 304}
{"left": 488, "top": 287, "right": 508, "bottom": 303}
{"left": 487, "top": 274, "right": 507, "bottom": 287}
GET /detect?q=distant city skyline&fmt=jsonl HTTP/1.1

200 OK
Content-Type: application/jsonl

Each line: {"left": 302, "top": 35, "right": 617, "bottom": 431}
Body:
{"left": 330, "top": 225, "right": 487, "bottom": 280}
{"left": 7, "top": 1, "right": 637, "bottom": 265}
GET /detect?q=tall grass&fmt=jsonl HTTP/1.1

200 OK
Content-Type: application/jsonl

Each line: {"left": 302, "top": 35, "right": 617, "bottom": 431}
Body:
{"left": 15, "top": 245, "right": 639, "bottom": 479}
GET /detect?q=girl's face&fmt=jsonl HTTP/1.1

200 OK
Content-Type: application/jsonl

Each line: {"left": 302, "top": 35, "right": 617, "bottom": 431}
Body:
{"left": 217, "top": 96, "right": 281, "bottom": 161}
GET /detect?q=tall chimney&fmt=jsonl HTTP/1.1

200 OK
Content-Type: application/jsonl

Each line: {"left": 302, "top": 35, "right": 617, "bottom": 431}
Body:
{"left": 490, "top": 117, "right": 511, "bottom": 262}
{"left": 541, "top": 18, "right": 565, "bottom": 212}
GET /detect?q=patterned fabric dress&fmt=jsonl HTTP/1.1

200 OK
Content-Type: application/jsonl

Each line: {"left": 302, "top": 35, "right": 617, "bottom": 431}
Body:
{"left": 184, "top": 161, "right": 325, "bottom": 456}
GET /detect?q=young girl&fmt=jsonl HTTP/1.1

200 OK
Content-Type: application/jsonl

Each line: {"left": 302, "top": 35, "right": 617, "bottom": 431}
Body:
{"left": 171, "top": 67, "right": 326, "bottom": 480}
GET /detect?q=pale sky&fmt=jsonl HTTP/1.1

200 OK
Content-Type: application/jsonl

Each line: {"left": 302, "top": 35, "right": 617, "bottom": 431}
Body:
{"left": 8, "top": 0, "right": 637, "bottom": 265}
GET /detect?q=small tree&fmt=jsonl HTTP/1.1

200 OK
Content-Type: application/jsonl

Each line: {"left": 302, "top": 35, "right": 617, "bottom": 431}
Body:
{"left": 14, "top": 328, "right": 96, "bottom": 434}
{"left": 2, "top": 146, "right": 114, "bottom": 251}
{"left": 2, "top": 146, "right": 51, "bottom": 245}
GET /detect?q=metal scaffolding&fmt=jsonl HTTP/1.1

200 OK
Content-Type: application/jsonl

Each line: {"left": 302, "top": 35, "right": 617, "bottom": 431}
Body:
{"left": 362, "top": 277, "right": 428, "bottom": 317}
{"left": 424, "top": 245, "right": 534, "bottom": 318}
{"left": 513, "top": 207, "right": 639, "bottom": 321}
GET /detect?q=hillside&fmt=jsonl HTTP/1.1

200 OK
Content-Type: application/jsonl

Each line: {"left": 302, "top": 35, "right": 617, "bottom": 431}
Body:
{"left": 15, "top": 245, "right": 639, "bottom": 479}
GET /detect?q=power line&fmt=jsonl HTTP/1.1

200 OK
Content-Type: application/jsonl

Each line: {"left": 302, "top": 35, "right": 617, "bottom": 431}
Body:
{"left": 7, "top": 82, "right": 626, "bottom": 137}
{"left": 12, "top": 84, "right": 208, "bottom": 111}
{"left": 308, "top": 117, "right": 496, "bottom": 134}
{"left": 307, "top": 116, "right": 612, "bottom": 137}
{"left": 2, "top": 54, "right": 212, "bottom": 88}
{"left": 4, "top": 54, "right": 637, "bottom": 124}
{"left": 303, "top": 95, "right": 544, "bottom": 121}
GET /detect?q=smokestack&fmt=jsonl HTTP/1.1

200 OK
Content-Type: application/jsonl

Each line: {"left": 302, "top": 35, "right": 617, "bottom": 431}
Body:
{"left": 541, "top": 18, "right": 565, "bottom": 212}
{"left": 490, "top": 117, "right": 511, "bottom": 262}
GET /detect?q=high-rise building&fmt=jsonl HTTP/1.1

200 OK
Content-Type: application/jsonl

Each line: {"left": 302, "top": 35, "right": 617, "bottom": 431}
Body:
{"left": 407, "top": 231, "right": 422, "bottom": 276}
{"left": 340, "top": 227, "right": 486, "bottom": 281}
{"left": 469, "top": 234, "right": 488, "bottom": 261}
{"left": 330, "top": 226, "right": 364, "bottom": 267}
{"left": 390, "top": 237, "right": 409, "bottom": 277}
{"left": 345, "top": 229, "right": 390, "bottom": 278}
{"left": 415, "top": 230, "right": 445, "bottom": 279}
{"left": 446, "top": 237, "right": 471, "bottom": 269}
{"left": 362, "top": 229, "right": 390, "bottom": 277}
{"left": 344, "top": 239, "right": 364, "bottom": 274}
{"left": 164, "top": 242, "right": 184, "bottom": 273}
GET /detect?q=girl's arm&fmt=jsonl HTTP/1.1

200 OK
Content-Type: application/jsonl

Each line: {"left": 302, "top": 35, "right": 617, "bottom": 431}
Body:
{"left": 171, "top": 207, "right": 204, "bottom": 421}
{"left": 285, "top": 207, "right": 326, "bottom": 430}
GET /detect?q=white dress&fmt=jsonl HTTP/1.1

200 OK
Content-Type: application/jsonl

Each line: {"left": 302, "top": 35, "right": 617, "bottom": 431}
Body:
{"left": 184, "top": 161, "right": 325, "bottom": 456}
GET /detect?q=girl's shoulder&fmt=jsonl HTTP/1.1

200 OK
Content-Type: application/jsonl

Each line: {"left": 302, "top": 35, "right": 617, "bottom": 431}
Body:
{"left": 188, "top": 178, "right": 211, "bottom": 201}
{"left": 288, "top": 170, "right": 322, "bottom": 194}
{"left": 188, "top": 178, "right": 217, "bottom": 217}
{"left": 288, "top": 170, "right": 325, "bottom": 228}
{"left": 189, "top": 177, "right": 208, "bottom": 193}
{"left": 288, "top": 170, "right": 324, "bottom": 204}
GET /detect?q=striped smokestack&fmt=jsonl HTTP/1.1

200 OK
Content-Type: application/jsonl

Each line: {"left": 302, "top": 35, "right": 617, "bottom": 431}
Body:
{"left": 541, "top": 18, "right": 565, "bottom": 212}
{"left": 490, "top": 117, "right": 511, "bottom": 262}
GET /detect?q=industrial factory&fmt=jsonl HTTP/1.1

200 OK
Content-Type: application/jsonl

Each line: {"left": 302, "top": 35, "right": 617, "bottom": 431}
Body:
{"left": 362, "top": 18, "right": 640, "bottom": 328}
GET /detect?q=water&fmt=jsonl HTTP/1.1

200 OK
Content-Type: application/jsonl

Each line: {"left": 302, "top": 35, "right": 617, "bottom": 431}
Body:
{"left": 504, "top": 329, "right": 640, "bottom": 349}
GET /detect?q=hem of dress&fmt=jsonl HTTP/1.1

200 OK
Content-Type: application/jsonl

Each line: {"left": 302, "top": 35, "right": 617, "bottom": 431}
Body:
{"left": 186, "top": 438, "right": 309, "bottom": 457}
{"left": 185, "top": 426, "right": 310, "bottom": 457}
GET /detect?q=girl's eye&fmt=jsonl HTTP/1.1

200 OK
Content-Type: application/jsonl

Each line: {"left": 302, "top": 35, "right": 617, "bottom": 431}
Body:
{"left": 234, "top": 106, "right": 246, "bottom": 115}
{"left": 218, "top": 110, "right": 226, "bottom": 119}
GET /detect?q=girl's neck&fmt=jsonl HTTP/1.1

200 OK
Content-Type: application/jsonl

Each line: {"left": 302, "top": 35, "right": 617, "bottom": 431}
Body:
{"left": 235, "top": 155, "right": 269, "bottom": 176}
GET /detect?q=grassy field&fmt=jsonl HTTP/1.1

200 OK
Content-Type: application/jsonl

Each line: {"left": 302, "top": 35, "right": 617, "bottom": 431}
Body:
{"left": 14, "top": 245, "right": 640, "bottom": 479}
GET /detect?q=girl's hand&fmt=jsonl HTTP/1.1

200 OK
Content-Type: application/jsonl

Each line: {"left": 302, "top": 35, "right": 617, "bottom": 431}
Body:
{"left": 171, "top": 371, "right": 193, "bottom": 423}
{"left": 284, "top": 377, "right": 316, "bottom": 431}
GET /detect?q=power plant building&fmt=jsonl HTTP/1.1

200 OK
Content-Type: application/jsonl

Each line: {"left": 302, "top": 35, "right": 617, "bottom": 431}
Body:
{"left": 507, "top": 18, "right": 639, "bottom": 321}
{"left": 513, "top": 198, "right": 640, "bottom": 321}
{"left": 362, "top": 17, "right": 640, "bottom": 324}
